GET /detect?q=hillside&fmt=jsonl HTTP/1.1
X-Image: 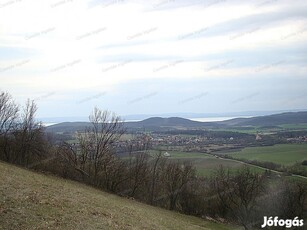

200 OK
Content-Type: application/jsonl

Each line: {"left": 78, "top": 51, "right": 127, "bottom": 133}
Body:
{"left": 134, "top": 117, "right": 201, "bottom": 126}
{"left": 45, "top": 122, "right": 90, "bottom": 133}
{"left": 46, "top": 117, "right": 220, "bottom": 133}
{"left": 220, "top": 111, "right": 307, "bottom": 126}
{"left": 46, "top": 111, "right": 307, "bottom": 133}
{"left": 124, "top": 117, "right": 218, "bottom": 130}
{"left": 0, "top": 161, "right": 237, "bottom": 230}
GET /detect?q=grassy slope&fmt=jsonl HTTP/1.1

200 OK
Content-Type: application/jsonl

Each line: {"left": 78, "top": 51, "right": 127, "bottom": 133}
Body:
{"left": 0, "top": 161, "right": 238, "bottom": 230}
{"left": 227, "top": 144, "right": 307, "bottom": 166}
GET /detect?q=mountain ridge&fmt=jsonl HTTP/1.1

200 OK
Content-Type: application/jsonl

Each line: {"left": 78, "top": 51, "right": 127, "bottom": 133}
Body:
{"left": 46, "top": 111, "right": 307, "bottom": 133}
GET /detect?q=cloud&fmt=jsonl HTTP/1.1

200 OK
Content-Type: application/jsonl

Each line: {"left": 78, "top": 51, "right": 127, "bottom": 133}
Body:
{"left": 0, "top": 0, "right": 306, "bottom": 116}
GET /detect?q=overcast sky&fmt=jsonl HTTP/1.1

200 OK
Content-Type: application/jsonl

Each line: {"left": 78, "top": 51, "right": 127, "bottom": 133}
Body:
{"left": 1, "top": 0, "right": 307, "bottom": 118}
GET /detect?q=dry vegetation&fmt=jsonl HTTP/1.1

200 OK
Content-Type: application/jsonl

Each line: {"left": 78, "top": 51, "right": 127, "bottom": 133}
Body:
{"left": 0, "top": 161, "right": 237, "bottom": 230}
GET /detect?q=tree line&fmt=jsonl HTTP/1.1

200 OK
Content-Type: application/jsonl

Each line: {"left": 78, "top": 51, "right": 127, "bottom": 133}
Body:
{"left": 0, "top": 91, "right": 306, "bottom": 230}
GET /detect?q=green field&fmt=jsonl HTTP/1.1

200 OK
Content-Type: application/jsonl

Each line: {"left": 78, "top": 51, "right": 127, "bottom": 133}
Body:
{"left": 65, "top": 133, "right": 135, "bottom": 144}
{"left": 149, "top": 150, "right": 265, "bottom": 176}
{"left": 213, "top": 128, "right": 258, "bottom": 134}
{"left": 279, "top": 123, "right": 307, "bottom": 130}
{"left": 225, "top": 144, "right": 307, "bottom": 166}
{"left": 0, "top": 161, "right": 238, "bottom": 230}
{"left": 193, "top": 158, "right": 264, "bottom": 176}
{"left": 120, "top": 133, "right": 135, "bottom": 141}
{"left": 214, "top": 123, "right": 307, "bottom": 134}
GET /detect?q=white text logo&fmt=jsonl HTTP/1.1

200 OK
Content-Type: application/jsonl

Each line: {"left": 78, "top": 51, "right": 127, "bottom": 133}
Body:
{"left": 261, "top": 216, "right": 304, "bottom": 228}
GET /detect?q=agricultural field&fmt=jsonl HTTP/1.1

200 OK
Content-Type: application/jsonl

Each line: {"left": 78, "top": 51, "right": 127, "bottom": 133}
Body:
{"left": 213, "top": 127, "right": 259, "bottom": 134}
{"left": 148, "top": 150, "right": 265, "bottom": 176}
{"left": 279, "top": 123, "right": 307, "bottom": 130}
{"left": 215, "top": 123, "right": 307, "bottom": 134}
{"left": 120, "top": 133, "right": 135, "bottom": 141}
{"left": 224, "top": 143, "right": 307, "bottom": 166}
{"left": 192, "top": 158, "right": 264, "bottom": 176}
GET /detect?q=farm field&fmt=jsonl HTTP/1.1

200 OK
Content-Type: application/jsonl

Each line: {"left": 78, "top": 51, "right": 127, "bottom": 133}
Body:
{"left": 148, "top": 150, "right": 265, "bottom": 176}
{"left": 192, "top": 158, "right": 264, "bottom": 176}
{"left": 120, "top": 133, "right": 135, "bottom": 141}
{"left": 224, "top": 143, "right": 307, "bottom": 166}
{"left": 64, "top": 133, "right": 135, "bottom": 144}
{"left": 279, "top": 123, "right": 307, "bottom": 130}
{"left": 214, "top": 123, "right": 307, "bottom": 134}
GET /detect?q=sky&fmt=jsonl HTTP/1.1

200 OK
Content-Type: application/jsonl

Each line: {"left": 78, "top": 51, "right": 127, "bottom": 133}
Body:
{"left": 0, "top": 0, "right": 307, "bottom": 119}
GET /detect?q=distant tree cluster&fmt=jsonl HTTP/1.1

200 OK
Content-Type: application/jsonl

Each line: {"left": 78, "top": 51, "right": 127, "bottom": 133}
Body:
{"left": 1, "top": 90, "right": 306, "bottom": 230}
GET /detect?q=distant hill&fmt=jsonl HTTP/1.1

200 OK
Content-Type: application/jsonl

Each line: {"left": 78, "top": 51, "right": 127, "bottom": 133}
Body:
{"left": 220, "top": 111, "right": 307, "bottom": 126}
{"left": 124, "top": 117, "right": 220, "bottom": 129}
{"left": 46, "top": 122, "right": 89, "bottom": 133}
{"left": 140, "top": 117, "right": 198, "bottom": 126}
{"left": 46, "top": 111, "right": 307, "bottom": 133}
{"left": 0, "top": 161, "right": 235, "bottom": 230}
{"left": 46, "top": 117, "right": 221, "bottom": 133}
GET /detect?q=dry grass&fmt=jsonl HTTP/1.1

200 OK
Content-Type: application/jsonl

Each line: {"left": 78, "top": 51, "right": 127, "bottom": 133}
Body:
{"left": 0, "top": 161, "right": 239, "bottom": 230}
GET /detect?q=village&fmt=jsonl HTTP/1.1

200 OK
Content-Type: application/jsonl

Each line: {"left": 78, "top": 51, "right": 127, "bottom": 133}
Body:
{"left": 114, "top": 130, "right": 307, "bottom": 155}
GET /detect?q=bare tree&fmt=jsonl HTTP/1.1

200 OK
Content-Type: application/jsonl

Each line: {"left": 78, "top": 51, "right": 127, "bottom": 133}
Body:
{"left": 0, "top": 91, "right": 19, "bottom": 162}
{"left": 149, "top": 151, "right": 166, "bottom": 205}
{"left": 263, "top": 180, "right": 307, "bottom": 219}
{"left": 162, "top": 161, "right": 196, "bottom": 210}
{"left": 213, "top": 166, "right": 265, "bottom": 230}
{"left": 104, "top": 157, "right": 129, "bottom": 192}
{"left": 0, "top": 91, "right": 19, "bottom": 136}
{"left": 0, "top": 94, "right": 49, "bottom": 166}
{"left": 127, "top": 151, "right": 149, "bottom": 197}
{"left": 86, "top": 107, "right": 125, "bottom": 183}
{"left": 58, "top": 107, "right": 125, "bottom": 188}
{"left": 15, "top": 99, "right": 45, "bottom": 166}
{"left": 58, "top": 142, "right": 90, "bottom": 179}
{"left": 59, "top": 107, "right": 125, "bottom": 186}
{"left": 179, "top": 177, "right": 208, "bottom": 216}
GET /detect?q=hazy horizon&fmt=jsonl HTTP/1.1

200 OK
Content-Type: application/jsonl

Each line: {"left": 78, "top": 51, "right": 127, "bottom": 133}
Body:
{"left": 1, "top": 0, "right": 307, "bottom": 118}
{"left": 38, "top": 108, "right": 307, "bottom": 123}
